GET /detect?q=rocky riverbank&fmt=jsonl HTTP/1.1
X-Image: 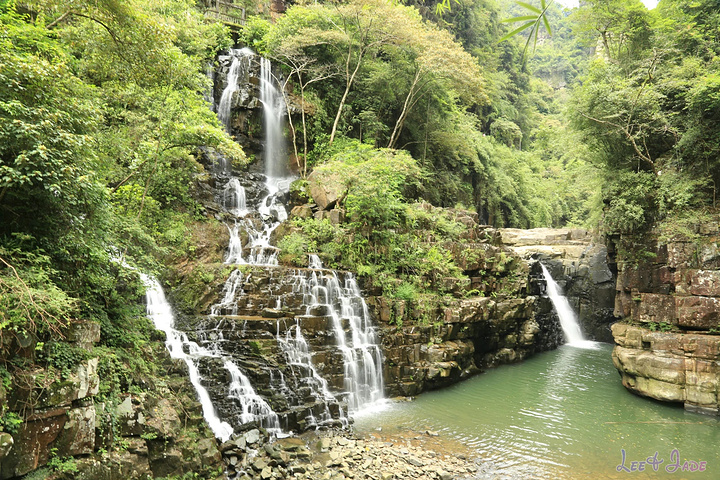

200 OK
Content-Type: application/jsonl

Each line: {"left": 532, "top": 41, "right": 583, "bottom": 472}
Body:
{"left": 219, "top": 422, "right": 481, "bottom": 480}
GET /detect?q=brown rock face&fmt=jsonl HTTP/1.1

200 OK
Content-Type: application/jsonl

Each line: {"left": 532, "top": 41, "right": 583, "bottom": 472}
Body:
{"left": 612, "top": 228, "right": 720, "bottom": 332}
{"left": 610, "top": 224, "right": 720, "bottom": 415}
{"left": 499, "top": 228, "right": 616, "bottom": 341}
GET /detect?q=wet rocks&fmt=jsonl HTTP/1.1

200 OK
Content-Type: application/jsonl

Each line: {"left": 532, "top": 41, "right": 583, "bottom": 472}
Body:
{"left": 500, "top": 228, "right": 616, "bottom": 342}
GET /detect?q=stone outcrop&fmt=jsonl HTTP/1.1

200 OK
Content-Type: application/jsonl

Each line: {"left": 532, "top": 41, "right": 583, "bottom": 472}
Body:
{"left": 0, "top": 318, "right": 225, "bottom": 480}
{"left": 500, "top": 227, "right": 616, "bottom": 341}
{"left": 612, "top": 323, "right": 720, "bottom": 415}
{"left": 1, "top": 320, "right": 100, "bottom": 479}
{"left": 374, "top": 293, "right": 560, "bottom": 396}
{"left": 307, "top": 170, "right": 347, "bottom": 211}
{"left": 609, "top": 220, "right": 720, "bottom": 415}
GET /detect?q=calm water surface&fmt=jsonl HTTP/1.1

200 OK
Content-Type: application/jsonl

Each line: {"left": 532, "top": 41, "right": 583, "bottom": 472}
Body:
{"left": 355, "top": 343, "right": 720, "bottom": 479}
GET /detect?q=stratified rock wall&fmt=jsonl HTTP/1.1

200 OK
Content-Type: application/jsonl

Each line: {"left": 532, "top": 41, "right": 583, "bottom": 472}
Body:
{"left": 0, "top": 321, "right": 100, "bottom": 479}
{"left": 609, "top": 222, "right": 720, "bottom": 415}
{"left": 612, "top": 323, "right": 720, "bottom": 415}
{"left": 371, "top": 293, "right": 562, "bottom": 396}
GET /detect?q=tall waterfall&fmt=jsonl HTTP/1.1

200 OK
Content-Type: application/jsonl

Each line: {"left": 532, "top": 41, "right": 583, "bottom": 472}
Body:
{"left": 215, "top": 50, "right": 289, "bottom": 267}
{"left": 142, "top": 275, "right": 234, "bottom": 442}
{"left": 260, "top": 57, "right": 287, "bottom": 180}
{"left": 540, "top": 264, "right": 596, "bottom": 349}
{"left": 172, "top": 48, "right": 385, "bottom": 438}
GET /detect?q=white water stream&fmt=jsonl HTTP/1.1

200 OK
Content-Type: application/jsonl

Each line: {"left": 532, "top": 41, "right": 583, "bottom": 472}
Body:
{"left": 540, "top": 264, "right": 597, "bottom": 349}
{"left": 217, "top": 48, "right": 253, "bottom": 133}
{"left": 142, "top": 275, "right": 234, "bottom": 442}
{"left": 290, "top": 269, "right": 385, "bottom": 413}
{"left": 151, "top": 49, "right": 385, "bottom": 438}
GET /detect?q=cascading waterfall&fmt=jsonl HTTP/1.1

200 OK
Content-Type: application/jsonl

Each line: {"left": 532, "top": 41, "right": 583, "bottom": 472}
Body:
{"left": 290, "top": 269, "right": 385, "bottom": 413}
{"left": 210, "top": 269, "right": 245, "bottom": 316}
{"left": 540, "top": 264, "right": 597, "bottom": 349}
{"left": 308, "top": 254, "right": 323, "bottom": 270}
{"left": 181, "top": 47, "right": 384, "bottom": 437}
{"left": 276, "top": 319, "right": 345, "bottom": 428}
{"left": 224, "top": 360, "right": 281, "bottom": 432}
{"left": 142, "top": 275, "right": 234, "bottom": 442}
{"left": 224, "top": 178, "right": 247, "bottom": 217}
{"left": 215, "top": 50, "right": 288, "bottom": 267}
{"left": 217, "top": 48, "right": 253, "bottom": 133}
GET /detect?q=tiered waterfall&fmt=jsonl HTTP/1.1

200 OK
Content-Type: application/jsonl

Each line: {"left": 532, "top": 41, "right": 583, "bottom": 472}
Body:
{"left": 144, "top": 49, "right": 385, "bottom": 440}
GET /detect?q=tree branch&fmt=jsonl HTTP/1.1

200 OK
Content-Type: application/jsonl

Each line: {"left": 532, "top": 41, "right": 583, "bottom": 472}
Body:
{"left": 578, "top": 111, "right": 655, "bottom": 173}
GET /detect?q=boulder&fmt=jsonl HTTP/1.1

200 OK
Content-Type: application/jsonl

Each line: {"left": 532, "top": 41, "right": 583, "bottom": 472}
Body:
{"left": 307, "top": 170, "right": 346, "bottom": 210}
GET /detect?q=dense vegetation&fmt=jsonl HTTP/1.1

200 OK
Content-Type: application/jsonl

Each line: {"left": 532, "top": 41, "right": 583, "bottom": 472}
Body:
{"left": 0, "top": 0, "right": 241, "bottom": 446}
{"left": 569, "top": 0, "right": 720, "bottom": 237}
{"left": 2, "top": 0, "right": 720, "bottom": 470}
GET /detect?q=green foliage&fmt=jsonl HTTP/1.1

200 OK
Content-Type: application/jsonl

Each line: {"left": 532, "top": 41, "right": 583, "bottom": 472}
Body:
{"left": 570, "top": 0, "right": 720, "bottom": 235}
{"left": 0, "top": 411, "right": 22, "bottom": 434}
{"left": 0, "top": 245, "right": 77, "bottom": 356}
{"left": 601, "top": 171, "right": 656, "bottom": 234}
{"left": 393, "top": 282, "right": 419, "bottom": 302}
{"left": 47, "top": 448, "right": 79, "bottom": 474}
{"left": 646, "top": 321, "right": 674, "bottom": 333}
{"left": 499, "top": 0, "right": 553, "bottom": 59}
{"left": 36, "top": 341, "right": 91, "bottom": 377}
{"left": 238, "top": 15, "right": 271, "bottom": 53}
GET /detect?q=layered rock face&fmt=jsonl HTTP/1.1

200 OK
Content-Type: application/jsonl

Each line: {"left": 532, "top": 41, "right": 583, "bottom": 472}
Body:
{"left": 173, "top": 217, "right": 567, "bottom": 411}
{"left": 500, "top": 228, "right": 616, "bottom": 341}
{"left": 609, "top": 223, "right": 720, "bottom": 415}
{"left": 0, "top": 321, "right": 100, "bottom": 478}
{"left": 0, "top": 320, "right": 225, "bottom": 479}
{"left": 612, "top": 323, "right": 720, "bottom": 414}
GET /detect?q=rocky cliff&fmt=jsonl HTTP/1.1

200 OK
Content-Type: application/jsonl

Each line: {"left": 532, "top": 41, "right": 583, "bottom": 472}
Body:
{"left": 499, "top": 228, "right": 616, "bottom": 341}
{"left": 609, "top": 222, "right": 720, "bottom": 415}
{"left": 0, "top": 321, "right": 225, "bottom": 479}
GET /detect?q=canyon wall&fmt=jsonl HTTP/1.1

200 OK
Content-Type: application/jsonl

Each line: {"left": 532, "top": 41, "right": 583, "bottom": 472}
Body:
{"left": 609, "top": 222, "right": 720, "bottom": 415}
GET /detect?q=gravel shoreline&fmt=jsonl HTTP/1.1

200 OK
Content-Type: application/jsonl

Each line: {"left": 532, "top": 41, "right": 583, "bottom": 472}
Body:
{"left": 221, "top": 426, "right": 481, "bottom": 480}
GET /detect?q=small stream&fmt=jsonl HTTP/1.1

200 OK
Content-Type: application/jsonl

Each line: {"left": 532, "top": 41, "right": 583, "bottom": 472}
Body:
{"left": 355, "top": 343, "right": 719, "bottom": 479}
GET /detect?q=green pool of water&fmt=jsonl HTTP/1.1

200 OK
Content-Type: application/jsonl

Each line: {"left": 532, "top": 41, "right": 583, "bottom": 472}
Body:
{"left": 355, "top": 343, "right": 719, "bottom": 479}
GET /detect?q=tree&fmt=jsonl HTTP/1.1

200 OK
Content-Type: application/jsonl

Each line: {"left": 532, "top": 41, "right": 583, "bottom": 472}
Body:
{"left": 569, "top": 0, "right": 651, "bottom": 63}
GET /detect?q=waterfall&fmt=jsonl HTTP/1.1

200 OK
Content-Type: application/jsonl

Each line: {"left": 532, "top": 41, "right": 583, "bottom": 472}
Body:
{"left": 276, "top": 319, "right": 346, "bottom": 428}
{"left": 308, "top": 254, "right": 323, "bottom": 270}
{"left": 190, "top": 48, "right": 385, "bottom": 436}
{"left": 214, "top": 51, "right": 291, "bottom": 268}
{"left": 210, "top": 268, "right": 244, "bottom": 316}
{"left": 224, "top": 178, "right": 247, "bottom": 217}
{"left": 540, "top": 264, "right": 597, "bottom": 349}
{"left": 142, "top": 275, "right": 234, "bottom": 442}
{"left": 224, "top": 360, "right": 281, "bottom": 432}
{"left": 217, "top": 48, "right": 253, "bottom": 133}
{"left": 290, "top": 270, "right": 385, "bottom": 413}
{"left": 259, "top": 57, "right": 287, "bottom": 180}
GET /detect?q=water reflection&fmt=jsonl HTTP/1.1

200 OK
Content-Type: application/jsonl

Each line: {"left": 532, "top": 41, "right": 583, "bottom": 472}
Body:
{"left": 355, "top": 344, "right": 720, "bottom": 479}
